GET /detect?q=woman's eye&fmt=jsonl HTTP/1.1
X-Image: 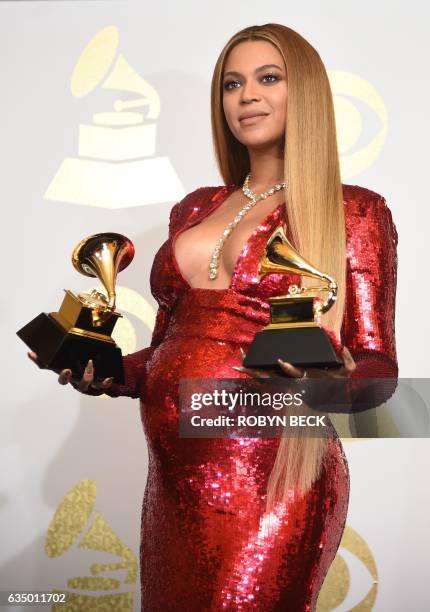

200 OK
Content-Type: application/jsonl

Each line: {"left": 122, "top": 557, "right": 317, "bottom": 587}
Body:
{"left": 223, "top": 74, "right": 279, "bottom": 90}
{"left": 223, "top": 80, "right": 240, "bottom": 90}
{"left": 262, "top": 73, "right": 278, "bottom": 83}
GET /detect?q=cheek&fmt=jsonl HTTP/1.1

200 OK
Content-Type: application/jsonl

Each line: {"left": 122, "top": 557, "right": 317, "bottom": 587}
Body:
{"left": 271, "top": 86, "right": 288, "bottom": 116}
{"left": 222, "top": 96, "right": 231, "bottom": 118}
{"left": 222, "top": 97, "right": 236, "bottom": 129}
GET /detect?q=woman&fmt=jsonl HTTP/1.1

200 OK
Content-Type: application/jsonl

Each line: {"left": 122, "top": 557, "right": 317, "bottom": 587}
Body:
{"left": 29, "top": 24, "right": 398, "bottom": 611}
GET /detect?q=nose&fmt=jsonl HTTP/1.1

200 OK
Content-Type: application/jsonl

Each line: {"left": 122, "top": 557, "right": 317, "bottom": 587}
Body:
{"left": 240, "top": 80, "right": 261, "bottom": 103}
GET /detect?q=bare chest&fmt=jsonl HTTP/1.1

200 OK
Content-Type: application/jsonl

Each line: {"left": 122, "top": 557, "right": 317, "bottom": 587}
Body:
{"left": 173, "top": 191, "right": 284, "bottom": 289}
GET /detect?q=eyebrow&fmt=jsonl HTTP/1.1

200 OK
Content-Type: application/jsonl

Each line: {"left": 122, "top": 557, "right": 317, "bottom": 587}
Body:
{"left": 223, "top": 64, "right": 284, "bottom": 78}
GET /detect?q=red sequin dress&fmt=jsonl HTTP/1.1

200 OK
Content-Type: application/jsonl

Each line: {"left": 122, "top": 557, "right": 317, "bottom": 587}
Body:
{"left": 102, "top": 184, "right": 398, "bottom": 611}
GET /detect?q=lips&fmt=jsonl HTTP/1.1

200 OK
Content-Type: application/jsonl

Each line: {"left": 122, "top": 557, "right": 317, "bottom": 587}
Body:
{"left": 239, "top": 112, "right": 269, "bottom": 121}
{"left": 239, "top": 113, "right": 269, "bottom": 126}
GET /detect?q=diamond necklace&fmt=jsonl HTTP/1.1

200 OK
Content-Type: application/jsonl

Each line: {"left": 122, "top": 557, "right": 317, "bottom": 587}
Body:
{"left": 208, "top": 172, "right": 287, "bottom": 280}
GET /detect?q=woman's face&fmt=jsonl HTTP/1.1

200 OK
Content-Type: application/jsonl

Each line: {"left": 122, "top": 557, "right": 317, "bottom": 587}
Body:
{"left": 222, "top": 40, "right": 287, "bottom": 151}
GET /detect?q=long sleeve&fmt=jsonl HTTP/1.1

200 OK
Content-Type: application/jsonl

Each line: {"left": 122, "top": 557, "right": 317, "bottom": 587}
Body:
{"left": 86, "top": 200, "right": 182, "bottom": 399}
{"left": 340, "top": 194, "right": 399, "bottom": 409}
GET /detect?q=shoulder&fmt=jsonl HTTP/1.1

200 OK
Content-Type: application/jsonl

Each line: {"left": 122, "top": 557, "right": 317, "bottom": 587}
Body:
{"left": 342, "top": 183, "right": 398, "bottom": 246}
{"left": 342, "top": 183, "right": 387, "bottom": 210}
{"left": 180, "top": 185, "right": 229, "bottom": 205}
{"left": 168, "top": 185, "right": 230, "bottom": 233}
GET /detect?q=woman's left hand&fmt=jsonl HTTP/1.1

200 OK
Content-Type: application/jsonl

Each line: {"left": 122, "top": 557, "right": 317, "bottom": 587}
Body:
{"left": 232, "top": 346, "right": 356, "bottom": 380}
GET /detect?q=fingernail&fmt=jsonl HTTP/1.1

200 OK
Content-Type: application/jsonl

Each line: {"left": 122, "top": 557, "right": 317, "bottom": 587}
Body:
{"left": 231, "top": 366, "right": 245, "bottom": 372}
{"left": 106, "top": 377, "right": 114, "bottom": 384}
{"left": 277, "top": 358, "right": 287, "bottom": 365}
{"left": 239, "top": 347, "right": 245, "bottom": 358}
{"left": 86, "top": 359, "right": 93, "bottom": 370}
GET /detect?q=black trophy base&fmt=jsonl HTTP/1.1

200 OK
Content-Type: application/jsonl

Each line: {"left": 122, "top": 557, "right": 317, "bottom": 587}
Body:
{"left": 243, "top": 326, "right": 343, "bottom": 370}
{"left": 17, "top": 312, "right": 124, "bottom": 384}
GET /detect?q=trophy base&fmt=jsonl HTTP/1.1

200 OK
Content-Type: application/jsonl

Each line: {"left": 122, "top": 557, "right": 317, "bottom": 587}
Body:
{"left": 243, "top": 326, "right": 343, "bottom": 370}
{"left": 17, "top": 312, "right": 124, "bottom": 384}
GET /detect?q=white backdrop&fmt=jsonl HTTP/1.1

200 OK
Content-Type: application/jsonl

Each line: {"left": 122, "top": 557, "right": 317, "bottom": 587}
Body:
{"left": 1, "top": 1, "right": 429, "bottom": 611}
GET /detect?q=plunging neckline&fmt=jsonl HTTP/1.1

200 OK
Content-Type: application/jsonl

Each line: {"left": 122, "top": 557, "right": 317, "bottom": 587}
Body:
{"left": 171, "top": 186, "right": 285, "bottom": 291}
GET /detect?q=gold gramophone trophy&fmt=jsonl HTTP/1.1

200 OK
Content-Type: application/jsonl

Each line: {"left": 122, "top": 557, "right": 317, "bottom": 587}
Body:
{"left": 17, "top": 233, "right": 134, "bottom": 384}
{"left": 243, "top": 225, "right": 343, "bottom": 370}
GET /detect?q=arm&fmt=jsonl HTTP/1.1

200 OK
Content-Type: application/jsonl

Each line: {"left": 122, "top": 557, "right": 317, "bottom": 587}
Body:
{"left": 97, "top": 306, "right": 172, "bottom": 398}
{"left": 340, "top": 194, "right": 399, "bottom": 408}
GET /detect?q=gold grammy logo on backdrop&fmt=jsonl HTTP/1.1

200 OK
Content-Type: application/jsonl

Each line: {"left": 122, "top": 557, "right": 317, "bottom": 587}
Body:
{"left": 44, "top": 25, "right": 185, "bottom": 209}
{"left": 46, "top": 480, "right": 138, "bottom": 611}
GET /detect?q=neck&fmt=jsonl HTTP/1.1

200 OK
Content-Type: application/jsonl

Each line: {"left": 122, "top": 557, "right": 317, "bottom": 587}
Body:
{"left": 246, "top": 144, "right": 284, "bottom": 192}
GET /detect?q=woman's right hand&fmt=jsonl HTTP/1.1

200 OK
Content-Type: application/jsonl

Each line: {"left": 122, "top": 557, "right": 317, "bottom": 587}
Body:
{"left": 27, "top": 352, "right": 114, "bottom": 394}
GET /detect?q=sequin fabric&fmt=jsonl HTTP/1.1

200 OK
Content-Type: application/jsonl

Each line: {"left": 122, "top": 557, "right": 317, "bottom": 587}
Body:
{"left": 102, "top": 185, "right": 398, "bottom": 611}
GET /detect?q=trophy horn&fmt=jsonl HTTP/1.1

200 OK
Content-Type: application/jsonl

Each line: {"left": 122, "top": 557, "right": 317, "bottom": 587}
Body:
{"left": 72, "top": 233, "right": 134, "bottom": 325}
{"left": 258, "top": 225, "right": 337, "bottom": 314}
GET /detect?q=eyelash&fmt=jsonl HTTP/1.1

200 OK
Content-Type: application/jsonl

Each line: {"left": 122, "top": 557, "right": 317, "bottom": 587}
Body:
{"left": 223, "top": 73, "right": 279, "bottom": 90}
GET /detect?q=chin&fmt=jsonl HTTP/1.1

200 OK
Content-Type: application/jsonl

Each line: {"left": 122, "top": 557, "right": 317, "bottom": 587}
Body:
{"left": 241, "top": 136, "right": 280, "bottom": 150}
{"left": 232, "top": 127, "right": 281, "bottom": 148}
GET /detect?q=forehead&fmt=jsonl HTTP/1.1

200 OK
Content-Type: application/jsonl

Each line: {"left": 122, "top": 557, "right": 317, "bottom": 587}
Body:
{"left": 224, "top": 40, "right": 284, "bottom": 71}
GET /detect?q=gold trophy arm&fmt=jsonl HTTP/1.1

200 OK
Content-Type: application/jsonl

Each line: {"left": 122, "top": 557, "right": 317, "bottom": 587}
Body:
{"left": 92, "top": 291, "right": 116, "bottom": 326}
{"left": 297, "top": 277, "right": 337, "bottom": 314}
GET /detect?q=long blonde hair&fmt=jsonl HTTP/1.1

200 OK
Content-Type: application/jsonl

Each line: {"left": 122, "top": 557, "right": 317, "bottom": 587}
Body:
{"left": 211, "top": 24, "right": 346, "bottom": 512}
